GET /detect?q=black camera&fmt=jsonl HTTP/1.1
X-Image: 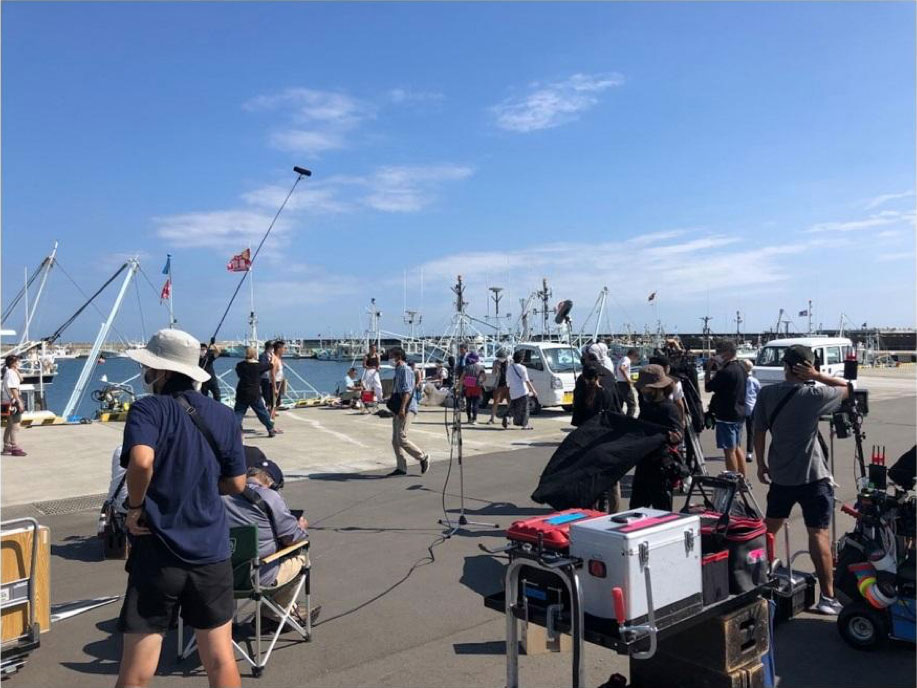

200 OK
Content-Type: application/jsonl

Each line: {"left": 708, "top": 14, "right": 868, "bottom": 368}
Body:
{"left": 703, "top": 409, "right": 717, "bottom": 430}
{"left": 832, "top": 387, "right": 868, "bottom": 439}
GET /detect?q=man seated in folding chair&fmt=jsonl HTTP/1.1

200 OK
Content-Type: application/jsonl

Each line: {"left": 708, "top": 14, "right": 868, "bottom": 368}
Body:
{"left": 222, "top": 458, "right": 319, "bottom": 632}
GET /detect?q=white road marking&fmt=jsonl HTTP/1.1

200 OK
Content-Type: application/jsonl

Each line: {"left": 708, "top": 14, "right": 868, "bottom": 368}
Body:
{"left": 282, "top": 412, "right": 370, "bottom": 448}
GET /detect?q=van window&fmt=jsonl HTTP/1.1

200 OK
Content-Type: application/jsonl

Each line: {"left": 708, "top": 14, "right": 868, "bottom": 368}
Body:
{"left": 522, "top": 349, "right": 544, "bottom": 371}
{"left": 756, "top": 347, "right": 787, "bottom": 367}
{"left": 543, "top": 347, "right": 580, "bottom": 373}
{"left": 825, "top": 346, "right": 841, "bottom": 365}
{"left": 813, "top": 349, "right": 824, "bottom": 369}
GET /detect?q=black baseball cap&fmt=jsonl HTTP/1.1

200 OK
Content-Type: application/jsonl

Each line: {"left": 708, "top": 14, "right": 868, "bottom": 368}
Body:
{"left": 783, "top": 344, "right": 814, "bottom": 367}
{"left": 244, "top": 446, "right": 285, "bottom": 489}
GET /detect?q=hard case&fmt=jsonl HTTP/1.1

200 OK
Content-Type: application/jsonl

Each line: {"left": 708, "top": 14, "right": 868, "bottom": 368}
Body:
{"left": 569, "top": 508, "right": 702, "bottom": 622}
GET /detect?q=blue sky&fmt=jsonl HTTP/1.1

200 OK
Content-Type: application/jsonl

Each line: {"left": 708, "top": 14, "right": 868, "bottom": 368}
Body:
{"left": 2, "top": 2, "right": 915, "bottom": 344}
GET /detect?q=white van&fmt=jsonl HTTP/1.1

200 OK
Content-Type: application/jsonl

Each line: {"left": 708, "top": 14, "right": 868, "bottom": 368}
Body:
{"left": 484, "top": 342, "right": 581, "bottom": 412}
{"left": 753, "top": 336, "right": 854, "bottom": 386}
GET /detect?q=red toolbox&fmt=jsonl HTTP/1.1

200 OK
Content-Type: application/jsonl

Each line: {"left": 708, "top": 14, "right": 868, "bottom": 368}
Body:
{"left": 506, "top": 509, "right": 604, "bottom": 550}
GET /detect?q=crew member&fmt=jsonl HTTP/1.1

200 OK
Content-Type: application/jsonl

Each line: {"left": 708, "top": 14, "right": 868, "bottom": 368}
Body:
{"left": 388, "top": 346, "right": 430, "bottom": 476}
{"left": 2, "top": 355, "right": 26, "bottom": 456}
{"left": 705, "top": 339, "right": 748, "bottom": 475}
{"left": 754, "top": 344, "right": 850, "bottom": 615}
{"left": 630, "top": 364, "right": 684, "bottom": 511}
{"left": 361, "top": 344, "right": 383, "bottom": 405}
{"left": 116, "top": 328, "right": 246, "bottom": 688}
{"left": 615, "top": 348, "right": 639, "bottom": 418}
{"left": 199, "top": 341, "right": 222, "bottom": 401}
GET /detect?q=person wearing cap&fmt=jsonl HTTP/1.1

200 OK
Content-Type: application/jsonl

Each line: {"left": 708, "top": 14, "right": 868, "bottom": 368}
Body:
{"left": 116, "top": 328, "right": 246, "bottom": 688}
{"left": 705, "top": 339, "right": 748, "bottom": 476}
{"left": 223, "top": 450, "right": 317, "bottom": 629}
{"left": 753, "top": 343, "right": 850, "bottom": 615}
{"left": 630, "top": 364, "right": 684, "bottom": 510}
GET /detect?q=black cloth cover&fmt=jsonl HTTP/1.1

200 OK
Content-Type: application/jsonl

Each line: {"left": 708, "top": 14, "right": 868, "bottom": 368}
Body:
{"left": 531, "top": 411, "right": 670, "bottom": 510}
{"left": 889, "top": 445, "right": 916, "bottom": 491}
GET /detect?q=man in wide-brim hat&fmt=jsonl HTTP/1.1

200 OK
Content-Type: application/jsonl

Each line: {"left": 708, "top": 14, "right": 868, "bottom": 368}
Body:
{"left": 117, "top": 328, "right": 246, "bottom": 688}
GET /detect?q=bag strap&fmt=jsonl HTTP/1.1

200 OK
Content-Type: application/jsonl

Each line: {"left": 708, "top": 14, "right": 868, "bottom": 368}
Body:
{"left": 175, "top": 393, "right": 224, "bottom": 463}
{"left": 241, "top": 486, "right": 280, "bottom": 542}
{"left": 767, "top": 384, "right": 802, "bottom": 428}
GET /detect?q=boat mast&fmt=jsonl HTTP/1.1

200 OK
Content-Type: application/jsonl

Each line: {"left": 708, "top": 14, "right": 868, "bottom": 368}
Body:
{"left": 62, "top": 259, "right": 140, "bottom": 420}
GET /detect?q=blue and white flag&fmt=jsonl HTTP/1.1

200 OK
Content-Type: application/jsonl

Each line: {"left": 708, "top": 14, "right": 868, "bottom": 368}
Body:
{"left": 162, "top": 254, "right": 172, "bottom": 275}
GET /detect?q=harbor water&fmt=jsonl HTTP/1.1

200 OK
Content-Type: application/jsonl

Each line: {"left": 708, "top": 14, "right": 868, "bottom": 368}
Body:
{"left": 40, "top": 356, "right": 353, "bottom": 420}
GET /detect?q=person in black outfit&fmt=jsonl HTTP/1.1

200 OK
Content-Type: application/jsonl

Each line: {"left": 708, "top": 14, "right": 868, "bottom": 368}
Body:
{"left": 704, "top": 339, "right": 748, "bottom": 476}
{"left": 235, "top": 347, "right": 275, "bottom": 437}
{"left": 630, "top": 364, "right": 684, "bottom": 511}
{"left": 259, "top": 340, "right": 274, "bottom": 410}
{"left": 198, "top": 342, "right": 221, "bottom": 401}
{"left": 572, "top": 364, "right": 614, "bottom": 427}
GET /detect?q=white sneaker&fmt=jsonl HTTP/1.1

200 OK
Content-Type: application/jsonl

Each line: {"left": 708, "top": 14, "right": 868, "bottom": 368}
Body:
{"left": 814, "top": 594, "right": 843, "bottom": 616}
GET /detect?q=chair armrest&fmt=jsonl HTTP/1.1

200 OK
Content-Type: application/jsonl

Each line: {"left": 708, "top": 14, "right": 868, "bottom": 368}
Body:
{"left": 260, "top": 539, "right": 309, "bottom": 565}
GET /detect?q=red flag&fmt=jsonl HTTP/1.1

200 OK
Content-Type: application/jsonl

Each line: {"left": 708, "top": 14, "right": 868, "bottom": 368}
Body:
{"left": 648, "top": 291, "right": 656, "bottom": 302}
{"left": 227, "top": 248, "right": 252, "bottom": 272}
{"left": 160, "top": 278, "right": 171, "bottom": 302}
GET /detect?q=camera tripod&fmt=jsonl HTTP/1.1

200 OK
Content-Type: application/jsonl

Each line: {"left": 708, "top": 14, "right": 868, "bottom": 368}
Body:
{"left": 438, "top": 275, "right": 498, "bottom": 537}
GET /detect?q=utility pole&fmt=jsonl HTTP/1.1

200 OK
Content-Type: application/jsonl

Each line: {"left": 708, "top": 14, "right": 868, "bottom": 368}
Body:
{"left": 536, "top": 278, "right": 552, "bottom": 339}
{"left": 807, "top": 299, "right": 813, "bottom": 335}
{"left": 489, "top": 286, "right": 504, "bottom": 340}
{"left": 700, "top": 315, "right": 712, "bottom": 355}
{"left": 735, "top": 310, "right": 743, "bottom": 340}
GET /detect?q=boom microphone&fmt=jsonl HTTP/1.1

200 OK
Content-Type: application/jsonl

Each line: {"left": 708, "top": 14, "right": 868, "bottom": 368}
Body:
{"left": 293, "top": 166, "right": 312, "bottom": 177}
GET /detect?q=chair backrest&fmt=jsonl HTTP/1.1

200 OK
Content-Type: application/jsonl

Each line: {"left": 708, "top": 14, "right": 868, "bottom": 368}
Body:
{"left": 229, "top": 525, "right": 259, "bottom": 591}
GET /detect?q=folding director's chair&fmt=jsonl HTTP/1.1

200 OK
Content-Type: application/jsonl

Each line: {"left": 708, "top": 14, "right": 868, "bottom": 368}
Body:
{"left": 178, "top": 525, "right": 312, "bottom": 678}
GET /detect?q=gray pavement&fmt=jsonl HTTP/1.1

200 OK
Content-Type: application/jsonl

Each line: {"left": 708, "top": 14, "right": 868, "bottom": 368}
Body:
{"left": 1, "top": 381, "right": 915, "bottom": 687}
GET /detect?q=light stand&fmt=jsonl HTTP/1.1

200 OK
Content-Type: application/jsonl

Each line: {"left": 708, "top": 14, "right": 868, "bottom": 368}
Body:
{"left": 439, "top": 275, "right": 498, "bottom": 537}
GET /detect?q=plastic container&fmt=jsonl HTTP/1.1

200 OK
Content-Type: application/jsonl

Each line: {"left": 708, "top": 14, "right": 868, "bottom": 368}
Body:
{"left": 506, "top": 509, "right": 605, "bottom": 550}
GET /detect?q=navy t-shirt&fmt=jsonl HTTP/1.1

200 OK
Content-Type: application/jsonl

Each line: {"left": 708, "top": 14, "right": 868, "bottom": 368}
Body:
{"left": 120, "top": 390, "right": 246, "bottom": 564}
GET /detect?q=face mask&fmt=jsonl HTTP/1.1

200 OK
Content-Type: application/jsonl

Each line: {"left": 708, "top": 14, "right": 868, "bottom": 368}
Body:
{"left": 142, "top": 367, "right": 163, "bottom": 394}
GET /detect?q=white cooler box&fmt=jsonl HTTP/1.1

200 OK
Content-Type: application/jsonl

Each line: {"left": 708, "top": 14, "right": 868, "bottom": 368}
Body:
{"left": 569, "top": 508, "right": 702, "bottom": 624}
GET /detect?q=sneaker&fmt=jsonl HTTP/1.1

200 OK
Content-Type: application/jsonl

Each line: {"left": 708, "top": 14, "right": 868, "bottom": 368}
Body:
{"left": 522, "top": 425, "right": 534, "bottom": 431}
{"left": 10, "top": 448, "right": 26, "bottom": 457}
{"left": 502, "top": 417, "right": 508, "bottom": 429}
{"left": 420, "top": 454, "right": 430, "bottom": 475}
{"left": 273, "top": 428, "right": 285, "bottom": 435}
{"left": 267, "top": 430, "right": 277, "bottom": 438}
{"left": 387, "top": 468, "right": 407, "bottom": 477}
{"left": 1, "top": 447, "right": 12, "bottom": 456}
{"left": 813, "top": 594, "right": 843, "bottom": 616}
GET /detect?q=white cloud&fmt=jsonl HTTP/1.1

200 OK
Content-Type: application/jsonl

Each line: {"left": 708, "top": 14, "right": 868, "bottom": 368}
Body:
{"left": 363, "top": 164, "right": 473, "bottom": 212}
{"left": 387, "top": 88, "right": 445, "bottom": 104}
{"left": 245, "top": 87, "right": 373, "bottom": 155}
{"left": 491, "top": 72, "right": 624, "bottom": 133}
{"left": 864, "top": 190, "right": 915, "bottom": 210}
{"left": 806, "top": 209, "right": 916, "bottom": 234}
{"left": 875, "top": 252, "right": 915, "bottom": 263}
{"left": 153, "top": 210, "right": 292, "bottom": 251}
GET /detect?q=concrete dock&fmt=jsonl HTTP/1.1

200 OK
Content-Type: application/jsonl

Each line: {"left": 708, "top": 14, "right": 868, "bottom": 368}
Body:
{"left": 1, "top": 368, "right": 914, "bottom": 686}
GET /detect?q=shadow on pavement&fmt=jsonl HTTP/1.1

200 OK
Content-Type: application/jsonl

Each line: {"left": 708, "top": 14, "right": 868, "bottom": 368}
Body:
{"left": 452, "top": 640, "right": 506, "bottom": 655}
{"left": 460, "top": 554, "right": 506, "bottom": 598}
{"left": 52, "top": 535, "right": 103, "bottom": 563}
{"left": 307, "top": 472, "right": 390, "bottom": 481}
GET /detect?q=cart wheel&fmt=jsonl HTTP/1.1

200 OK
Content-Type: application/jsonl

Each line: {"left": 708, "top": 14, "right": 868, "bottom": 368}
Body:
{"left": 838, "top": 600, "right": 890, "bottom": 651}
{"left": 252, "top": 665, "right": 264, "bottom": 678}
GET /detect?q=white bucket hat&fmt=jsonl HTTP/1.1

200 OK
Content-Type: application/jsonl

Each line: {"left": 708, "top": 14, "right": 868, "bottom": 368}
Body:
{"left": 125, "top": 329, "right": 211, "bottom": 382}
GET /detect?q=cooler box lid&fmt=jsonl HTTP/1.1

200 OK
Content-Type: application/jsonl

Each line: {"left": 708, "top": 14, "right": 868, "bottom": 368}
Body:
{"left": 570, "top": 508, "right": 698, "bottom": 540}
{"left": 506, "top": 509, "right": 605, "bottom": 549}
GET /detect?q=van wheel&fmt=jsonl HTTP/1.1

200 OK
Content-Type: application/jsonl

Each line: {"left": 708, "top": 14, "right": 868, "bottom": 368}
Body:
{"left": 529, "top": 398, "right": 542, "bottom": 415}
{"left": 562, "top": 404, "right": 573, "bottom": 412}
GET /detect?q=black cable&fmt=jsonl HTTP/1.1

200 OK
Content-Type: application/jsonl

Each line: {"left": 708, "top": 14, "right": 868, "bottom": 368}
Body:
{"left": 210, "top": 172, "right": 307, "bottom": 342}
{"left": 2, "top": 259, "right": 48, "bottom": 323}
{"left": 54, "top": 260, "right": 130, "bottom": 345}
{"left": 44, "top": 263, "right": 128, "bottom": 344}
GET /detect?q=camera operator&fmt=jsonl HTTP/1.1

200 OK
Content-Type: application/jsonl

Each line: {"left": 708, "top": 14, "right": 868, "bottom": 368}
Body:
{"left": 705, "top": 339, "right": 748, "bottom": 476}
{"left": 198, "top": 341, "right": 222, "bottom": 401}
{"left": 753, "top": 344, "right": 850, "bottom": 615}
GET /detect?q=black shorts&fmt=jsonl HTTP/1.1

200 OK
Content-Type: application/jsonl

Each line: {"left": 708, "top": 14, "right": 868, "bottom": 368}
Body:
{"left": 118, "top": 536, "right": 234, "bottom": 634}
{"left": 766, "top": 478, "right": 834, "bottom": 529}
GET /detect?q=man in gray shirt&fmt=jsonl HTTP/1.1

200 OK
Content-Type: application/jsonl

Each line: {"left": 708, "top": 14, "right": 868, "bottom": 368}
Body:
{"left": 223, "top": 460, "right": 314, "bottom": 626}
{"left": 753, "top": 344, "right": 849, "bottom": 615}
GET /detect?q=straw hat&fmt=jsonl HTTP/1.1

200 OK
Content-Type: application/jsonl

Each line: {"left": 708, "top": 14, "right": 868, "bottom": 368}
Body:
{"left": 125, "top": 329, "right": 211, "bottom": 382}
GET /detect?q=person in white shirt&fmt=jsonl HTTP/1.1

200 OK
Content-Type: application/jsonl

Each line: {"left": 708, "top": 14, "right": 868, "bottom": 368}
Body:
{"left": 506, "top": 350, "right": 537, "bottom": 430}
{"left": 615, "top": 348, "right": 639, "bottom": 418}
{"left": 741, "top": 359, "right": 761, "bottom": 463}
{"left": 2, "top": 355, "right": 26, "bottom": 456}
